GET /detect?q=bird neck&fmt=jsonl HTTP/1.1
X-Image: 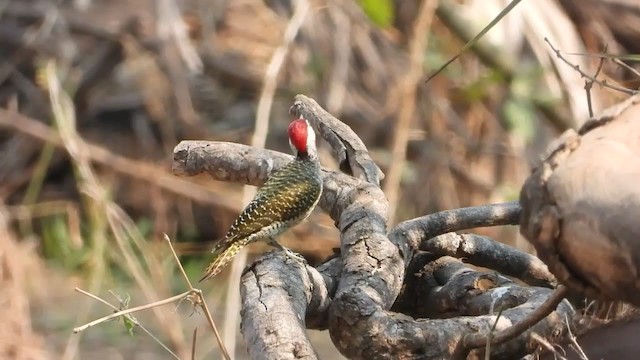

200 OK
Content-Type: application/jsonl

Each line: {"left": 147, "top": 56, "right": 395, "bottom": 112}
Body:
{"left": 296, "top": 152, "right": 317, "bottom": 162}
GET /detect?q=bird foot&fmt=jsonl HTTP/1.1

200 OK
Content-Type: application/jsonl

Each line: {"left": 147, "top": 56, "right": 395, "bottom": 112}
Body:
{"left": 282, "top": 247, "right": 306, "bottom": 264}
{"left": 268, "top": 239, "right": 306, "bottom": 264}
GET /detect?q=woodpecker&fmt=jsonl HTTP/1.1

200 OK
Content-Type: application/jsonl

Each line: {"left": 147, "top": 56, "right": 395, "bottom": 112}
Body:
{"left": 200, "top": 118, "right": 323, "bottom": 282}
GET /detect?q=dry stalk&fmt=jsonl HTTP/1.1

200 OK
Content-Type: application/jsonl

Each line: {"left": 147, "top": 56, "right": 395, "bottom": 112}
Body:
{"left": 384, "top": 0, "right": 438, "bottom": 224}
{"left": 42, "top": 60, "right": 190, "bottom": 358}
{"left": 74, "top": 235, "right": 231, "bottom": 360}
{"left": 0, "top": 109, "right": 242, "bottom": 212}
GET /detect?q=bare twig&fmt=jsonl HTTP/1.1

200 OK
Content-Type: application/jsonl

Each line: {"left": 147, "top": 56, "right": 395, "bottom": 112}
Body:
{"left": 164, "top": 233, "right": 194, "bottom": 289}
{"left": 191, "top": 327, "right": 198, "bottom": 360}
{"left": 565, "top": 316, "right": 589, "bottom": 360}
{"left": 531, "top": 333, "right": 568, "bottom": 360}
{"left": 485, "top": 306, "right": 505, "bottom": 360}
{"left": 435, "top": 3, "right": 572, "bottom": 131}
{"left": 584, "top": 44, "right": 608, "bottom": 118}
{"left": 164, "top": 234, "right": 230, "bottom": 360}
{"left": 455, "top": 286, "right": 570, "bottom": 358}
{"left": 196, "top": 289, "right": 230, "bottom": 360}
{"left": 612, "top": 57, "right": 640, "bottom": 79}
{"left": 222, "top": 0, "right": 310, "bottom": 352}
{"left": 545, "top": 38, "right": 638, "bottom": 96}
{"left": 75, "top": 287, "right": 118, "bottom": 310}
{"left": 74, "top": 288, "right": 181, "bottom": 360}
{"left": 426, "top": 0, "right": 525, "bottom": 83}
{"left": 74, "top": 236, "right": 231, "bottom": 360}
{"left": 74, "top": 290, "right": 192, "bottom": 333}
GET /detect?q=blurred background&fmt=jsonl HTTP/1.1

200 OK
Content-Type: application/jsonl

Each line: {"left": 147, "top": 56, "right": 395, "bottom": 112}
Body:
{"left": 0, "top": 0, "right": 638, "bottom": 359}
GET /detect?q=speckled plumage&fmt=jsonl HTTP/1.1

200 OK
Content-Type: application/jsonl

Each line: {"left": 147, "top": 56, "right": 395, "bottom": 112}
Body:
{"left": 200, "top": 119, "right": 322, "bottom": 282}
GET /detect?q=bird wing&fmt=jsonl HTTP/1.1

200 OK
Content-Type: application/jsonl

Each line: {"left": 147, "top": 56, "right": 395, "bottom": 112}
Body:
{"left": 223, "top": 161, "right": 321, "bottom": 241}
{"left": 200, "top": 161, "right": 321, "bottom": 282}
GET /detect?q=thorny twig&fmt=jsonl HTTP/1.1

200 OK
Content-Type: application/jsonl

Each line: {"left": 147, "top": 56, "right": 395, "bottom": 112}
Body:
{"left": 545, "top": 37, "right": 639, "bottom": 96}
{"left": 584, "top": 44, "right": 608, "bottom": 118}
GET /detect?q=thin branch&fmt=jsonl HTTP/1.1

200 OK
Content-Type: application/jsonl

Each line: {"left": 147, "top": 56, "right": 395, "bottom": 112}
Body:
{"left": 612, "top": 57, "right": 640, "bottom": 79}
{"left": 393, "top": 201, "right": 522, "bottom": 253}
{"left": 545, "top": 38, "right": 638, "bottom": 96}
{"left": 74, "top": 235, "right": 231, "bottom": 360}
{"left": 164, "top": 233, "right": 193, "bottom": 289}
{"left": 191, "top": 327, "right": 198, "bottom": 360}
{"left": 435, "top": 3, "right": 572, "bottom": 131}
{"left": 565, "top": 315, "right": 589, "bottom": 360}
{"left": 484, "top": 305, "right": 505, "bottom": 360}
{"left": 73, "top": 291, "right": 192, "bottom": 333}
{"left": 74, "top": 288, "right": 181, "bottom": 360}
{"left": 75, "top": 287, "right": 119, "bottom": 310}
{"left": 196, "top": 288, "right": 230, "bottom": 359}
{"left": 455, "top": 285, "right": 570, "bottom": 358}
{"left": 531, "top": 333, "right": 569, "bottom": 360}
{"left": 584, "top": 44, "right": 608, "bottom": 118}
{"left": 164, "top": 234, "right": 230, "bottom": 360}
{"left": 426, "top": 0, "right": 525, "bottom": 84}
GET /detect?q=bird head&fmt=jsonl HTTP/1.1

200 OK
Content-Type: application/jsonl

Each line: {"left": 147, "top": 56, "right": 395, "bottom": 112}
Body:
{"left": 288, "top": 118, "right": 317, "bottom": 160}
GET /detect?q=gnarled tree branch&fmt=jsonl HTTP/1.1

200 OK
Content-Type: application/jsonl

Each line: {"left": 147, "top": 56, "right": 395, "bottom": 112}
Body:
{"left": 172, "top": 95, "right": 572, "bottom": 359}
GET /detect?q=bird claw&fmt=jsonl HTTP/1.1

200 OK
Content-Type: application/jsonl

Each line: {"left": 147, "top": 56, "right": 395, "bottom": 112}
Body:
{"left": 282, "top": 247, "right": 306, "bottom": 264}
{"left": 268, "top": 239, "right": 306, "bottom": 264}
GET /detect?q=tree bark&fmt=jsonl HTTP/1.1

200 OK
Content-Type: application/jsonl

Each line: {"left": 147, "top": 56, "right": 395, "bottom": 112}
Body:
{"left": 520, "top": 94, "right": 640, "bottom": 305}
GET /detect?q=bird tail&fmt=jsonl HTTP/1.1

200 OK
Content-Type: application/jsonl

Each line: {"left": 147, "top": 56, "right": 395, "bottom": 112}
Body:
{"left": 199, "top": 239, "right": 243, "bottom": 282}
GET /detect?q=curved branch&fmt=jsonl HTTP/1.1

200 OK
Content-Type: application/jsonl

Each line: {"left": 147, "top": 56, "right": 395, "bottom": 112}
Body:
{"left": 394, "top": 201, "right": 522, "bottom": 252}
{"left": 240, "top": 251, "right": 337, "bottom": 360}
{"left": 331, "top": 254, "right": 572, "bottom": 359}
{"left": 172, "top": 140, "right": 359, "bottom": 224}
{"left": 290, "top": 94, "right": 384, "bottom": 185}
{"left": 420, "top": 232, "right": 556, "bottom": 288}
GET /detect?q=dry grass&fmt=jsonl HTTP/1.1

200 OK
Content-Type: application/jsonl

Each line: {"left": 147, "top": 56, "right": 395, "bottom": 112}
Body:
{"left": 0, "top": 207, "right": 50, "bottom": 360}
